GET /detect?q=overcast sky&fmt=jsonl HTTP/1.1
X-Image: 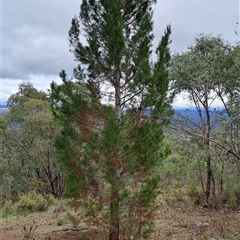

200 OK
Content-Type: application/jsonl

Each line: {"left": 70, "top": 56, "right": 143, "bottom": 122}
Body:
{"left": 1, "top": 0, "right": 239, "bottom": 107}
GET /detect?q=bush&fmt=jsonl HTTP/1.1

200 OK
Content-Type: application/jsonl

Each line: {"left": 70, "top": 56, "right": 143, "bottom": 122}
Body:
{"left": 47, "top": 194, "right": 58, "bottom": 206}
{"left": 220, "top": 186, "right": 239, "bottom": 209}
{"left": 0, "top": 191, "right": 58, "bottom": 217}
{"left": 16, "top": 191, "right": 48, "bottom": 212}
{"left": 1, "top": 200, "right": 16, "bottom": 217}
{"left": 187, "top": 185, "right": 203, "bottom": 206}
{"left": 10, "top": 187, "right": 19, "bottom": 203}
{"left": 158, "top": 186, "right": 192, "bottom": 210}
{"left": 57, "top": 218, "right": 64, "bottom": 226}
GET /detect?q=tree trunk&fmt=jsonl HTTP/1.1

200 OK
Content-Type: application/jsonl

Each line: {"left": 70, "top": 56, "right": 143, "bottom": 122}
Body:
{"left": 109, "top": 183, "right": 120, "bottom": 240}
{"left": 203, "top": 99, "right": 216, "bottom": 208}
{"left": 108, "top": 64, "right": 121, "bottom": 240}
{"left": 204, "top": 154, "right": 211, "bottom": 207}
{"left": 211, "top": 172, "right": 217, "bottom": 209}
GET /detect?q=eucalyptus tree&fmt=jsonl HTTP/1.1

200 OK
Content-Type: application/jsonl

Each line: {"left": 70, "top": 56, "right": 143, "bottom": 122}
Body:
{"left": 170, "top": 35, "right": 240, "bottom": 207}
{"left": 50, "top": 0, "right": 172, "bottom": 239}
{"left": 2, "top": 83, "right": 65, "bottom": 198}
{"left": 217, "top": 44, "right": 240, "bottom": 168}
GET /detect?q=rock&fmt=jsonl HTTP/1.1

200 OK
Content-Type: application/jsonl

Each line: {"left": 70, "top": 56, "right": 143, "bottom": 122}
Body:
{"left": 194, "top": 222, "right": 209, "bottom": 228}
{"left": 172, "top": 221, "right": 180, "bottom": 227}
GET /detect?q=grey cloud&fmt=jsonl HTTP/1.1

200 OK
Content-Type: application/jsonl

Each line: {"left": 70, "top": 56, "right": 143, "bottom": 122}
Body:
{"left": 2, "top": 0, "right": 80, "bottom": 80}
{"left": 2, "top": 0, "right": 239, "bottom": 104}
{"left": 154, "top": 0, "right": 239, "bottom": 53}
{"left": 3, "top": 27, "right": 75, "bottom": 79}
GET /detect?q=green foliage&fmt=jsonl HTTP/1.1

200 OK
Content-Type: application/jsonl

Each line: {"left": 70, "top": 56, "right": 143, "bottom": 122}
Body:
{"left": 217, "top": 175, "right": 240, "bottom": 209}
{"left": 15, "top": 191, "right": 48, "bottom": 213}
{"left": 7, "top": 82, "right": 47, "bottom": 107}
{"left": 56, "top": 218, "right": 64, "bottom": 226}
{"left": 1, "top": 200, "right": 15, "bottom": 218}
{"left": 9, "top": 187, "right": 19, "bottom": 203}
{"left": 159, "top": 133, "right": 203, "bottom": 188}
{"left": 1, "top": 83, "right": 65, "bottom": 198}
{"left": 50, "top": 0, "right": 172, "bottom": 238}
{"left": 162, "top": 129, "right": 240, "bottom": 210}
{"left": 170, "top": 34, "right": 235, "bottom": 94}
{"left": 186, "top": 184, "right": 203, "bottom": 206}
{"left": 1, "top": 191, "right": 57, "bottom": 217}
{"left": 169, "top": 35, "right": 240, "bottom": 207}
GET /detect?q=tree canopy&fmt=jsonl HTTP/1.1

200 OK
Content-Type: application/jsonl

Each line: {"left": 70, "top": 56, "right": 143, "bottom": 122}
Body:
{"left": 170, "top": 34, "right": 240, "bottom": 207}
{"left": 1, "top": 83, "right": 65, "bottom": 198}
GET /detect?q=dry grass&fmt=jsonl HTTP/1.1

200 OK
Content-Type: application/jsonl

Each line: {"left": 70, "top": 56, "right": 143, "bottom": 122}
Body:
{"left": 1, "top": 198, "right": 240, "bottom": 239}
{"left": 153, "top": 200, "right": 240, "bottom": 240}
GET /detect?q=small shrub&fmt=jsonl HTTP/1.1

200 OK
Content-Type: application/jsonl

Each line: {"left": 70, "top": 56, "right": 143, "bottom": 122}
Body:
{"left": 160, "top": 187, "right": 192, "bottom": 210}
{"left": 223, "top": 192, "right": 238, "bottom": 209}
{"left": 10, "top": 187, "right": 19, "bottom": 203}
{"left": 66, "top": 212, "right": 80, "bottom": 228}
{"left": 1, "top": 200, "right": 16, "bottom": 217}
{"left": 57, "top": 218, "right": 64, "bottom": 226}
{"left": 16, "top": 191, "right": 48, "bottom": 213}
{"left": 21, "top": 222, "right": 38, "bottom": 239}
{"left": 47, "top": 194, "right": 58, "bottom": 205}
{"left": 219, "top": 178, "right": 240, "bottom": 209}
{"left": 1, "top": 191, "right": 58, "bottom": 217}
{"left": 187, "top": 185, "right": 203, "bottom": 206}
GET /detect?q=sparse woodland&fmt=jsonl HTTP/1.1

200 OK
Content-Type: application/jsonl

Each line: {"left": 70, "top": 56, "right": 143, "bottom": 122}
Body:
{"left": 1, "top": 0, "right": 240, "bottom": 239}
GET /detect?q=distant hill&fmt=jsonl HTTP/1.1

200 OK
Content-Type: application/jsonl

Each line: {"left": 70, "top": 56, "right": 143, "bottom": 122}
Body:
{"left": 172, "top": 108, "right": 225, "bottom": 128}
{"left": 175, "top": 108, "right": 225, "bottom": 117}
{"left": 0, "top": 104, "right": 7, "bottom": 108}
{"left": 0, "top": 104, "right": 8, "bottom": 116}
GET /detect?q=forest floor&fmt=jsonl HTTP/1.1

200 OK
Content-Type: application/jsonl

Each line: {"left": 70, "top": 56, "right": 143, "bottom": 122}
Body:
{"left": 0, "top": 199, "right": 240, "bottom": 240}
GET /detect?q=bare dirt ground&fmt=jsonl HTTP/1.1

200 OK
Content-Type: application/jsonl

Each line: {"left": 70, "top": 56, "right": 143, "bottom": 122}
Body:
{"left": 1, "top": 202, "right": 240, "bottom": 240}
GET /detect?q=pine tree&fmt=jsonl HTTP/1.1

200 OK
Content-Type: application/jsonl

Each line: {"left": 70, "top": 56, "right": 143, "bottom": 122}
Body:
{"left": 50, "top": 1, "right": 172, "bottom": 239}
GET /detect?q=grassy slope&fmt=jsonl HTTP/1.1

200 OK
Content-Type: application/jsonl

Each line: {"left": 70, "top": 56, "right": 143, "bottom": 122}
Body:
{"left": 1, "top": 198, "right": 240, "bottom": 240}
